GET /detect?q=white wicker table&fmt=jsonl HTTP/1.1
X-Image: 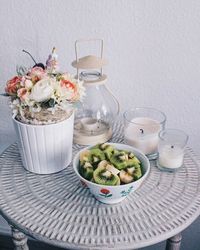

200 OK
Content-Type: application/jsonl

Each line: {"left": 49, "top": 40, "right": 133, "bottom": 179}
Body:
{"left": 0, "top": 121, "right": 200, "bottom": 250}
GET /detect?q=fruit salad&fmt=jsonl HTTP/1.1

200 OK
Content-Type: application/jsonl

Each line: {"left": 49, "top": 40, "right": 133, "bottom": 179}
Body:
{"left": 79, "top": 144, "right": 143, "bottom": 186}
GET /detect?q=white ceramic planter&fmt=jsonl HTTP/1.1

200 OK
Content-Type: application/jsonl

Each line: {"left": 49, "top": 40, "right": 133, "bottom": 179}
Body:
{"left": 13, "top": 112, "right": 74, "bottom": 174}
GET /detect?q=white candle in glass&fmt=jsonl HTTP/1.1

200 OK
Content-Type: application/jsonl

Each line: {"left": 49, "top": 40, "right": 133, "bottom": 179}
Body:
{"left": 124, "top": 117, "right": 161, "bottom": 155}
{"left": 158, "top": 145, "right": 184, "bottom": 169}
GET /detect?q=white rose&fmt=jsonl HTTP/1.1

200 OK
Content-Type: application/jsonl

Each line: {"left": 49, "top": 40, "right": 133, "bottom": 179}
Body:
{"left": 30, "top": 78, "right": 54, "bottom": 102}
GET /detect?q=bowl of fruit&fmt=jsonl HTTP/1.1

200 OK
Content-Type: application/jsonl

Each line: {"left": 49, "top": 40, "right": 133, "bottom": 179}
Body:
{"left": 73, "top": 143, "right": 150, "bottom": 204}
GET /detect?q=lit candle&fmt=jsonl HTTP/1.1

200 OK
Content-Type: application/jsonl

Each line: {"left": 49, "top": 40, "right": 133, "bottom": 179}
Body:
{"left": 158, "top": 145, "right": 184, "bottom": 169}
{"left": 124, "top": 117, "right": 161, "bottom": 155}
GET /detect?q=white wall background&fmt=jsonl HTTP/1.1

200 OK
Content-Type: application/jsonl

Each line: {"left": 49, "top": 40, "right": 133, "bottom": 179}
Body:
{"left": 0, "top": 0, "right": 200, "bottom": 153}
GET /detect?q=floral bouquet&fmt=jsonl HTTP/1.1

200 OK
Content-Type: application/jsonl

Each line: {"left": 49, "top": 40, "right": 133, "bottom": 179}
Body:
{"left": 5, "top": 48, "right": 84, "bottom": 125}
{"left": 3, "top": 48, "right": 85, "bottom": 174}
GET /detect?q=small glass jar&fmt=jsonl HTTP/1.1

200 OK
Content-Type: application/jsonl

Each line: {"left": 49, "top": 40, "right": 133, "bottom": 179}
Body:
{"left": 157, "top": 129, "right": 189, "bottom": 172}
{"left": 123, "top": 107, "right": 166, "bottom": 160}
{"left": 74, "top": 71, "right": 119, "bottom": 145}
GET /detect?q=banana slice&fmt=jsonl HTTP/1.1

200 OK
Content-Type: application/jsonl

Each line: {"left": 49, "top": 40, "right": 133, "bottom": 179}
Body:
{"left": 83, "top": 162, "right": 93, "bottom": 169}
{"left": 119, "top": 154, "right": 129, "bottom": 161}
{"left": 98, "top": 160, "right": 109, "bottom": 168}
{"left": 98, "top": 160, "right": 120, "bottom": 175}
{"left": 119, "top": 170, "right": 134, "bottom": 184}
{"left": 106, "top": 164, "right": 120, "bottom": 175}
{"left": 127, "top": 167, "right": 135, "bottom": 175}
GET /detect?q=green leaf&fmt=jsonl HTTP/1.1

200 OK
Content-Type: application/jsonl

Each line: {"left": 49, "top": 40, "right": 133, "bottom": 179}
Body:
{"left": 48, "top": 98, "right": 55, "bottom": 107}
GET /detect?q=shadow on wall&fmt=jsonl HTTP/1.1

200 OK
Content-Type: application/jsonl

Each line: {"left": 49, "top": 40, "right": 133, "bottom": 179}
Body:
{"left": 0, "top": 96, "right": 17, "bottom": 153}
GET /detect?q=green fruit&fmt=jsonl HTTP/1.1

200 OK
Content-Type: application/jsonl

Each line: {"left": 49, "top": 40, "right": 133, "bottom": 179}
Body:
{"left": 93, "top": 166, "right": 120, "bottom": 186}
{"left": 133, "top": 165, "right": 142, "bottom": 180}
{"left": 80, "top": 162, "right": 93, "bottom": 181}
{"left": 99, "top": 143, "right": 107, "bottom": 150}
{"left": 113, "top": 149, "right": 119, "bottom": 155}
{"left": 90, "top": 148, "right": 105, "bottom": 161}
{"left": 127, "top": 157, "right": 141, "bottom": 167}
{"left": 128, "top": 152, "right": 136, "bottom": 159}
{"left": 119, "top": 149, "right": 129, "bottom": 154}
{"left": 103, "top": 145, "right": 114, "bottom": 160}
{"left": 80, "top": 150, "right": 92, "bottom": 165}
{"left": 110, "top": 153, "right": 128, "bottom": 170}
{"left": 90, "top": 144, "right": 101, "bottom": 150}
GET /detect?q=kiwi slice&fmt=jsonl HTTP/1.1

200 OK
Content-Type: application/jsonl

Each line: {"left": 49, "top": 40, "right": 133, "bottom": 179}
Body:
{"left": 128, "top": 152, "right": 135, "bottom": 159}
{"left": 80, "top": 150, "right": 92, "bottom": 165}
{"left": 98, "top": 160, "right": 109, "bottom": 168}
{"left": 125, "top": 165, "right": 142, "bottom": 181}
{"left": 99, "top": 143, "right": 107, "bottom": 150}
{"left": 80, "top": 162, "right": 93, "bottom": 181}
{"left": 93, "top": 166, "right": 120, "bottom": 186}
{"left": 133, "top": 165, "right": 142, "bottom": 180}
{"left": 118, "top": 150, "right": 130, "bottom": 156}
{"left": 90, "top": 144, "right": 101, "bottom": 150}
{"left": 89, "top": 155, "right": 100, "bottom": 168}
{"left": 103, "top": 145, "right": 114, "bottom": 160}
{"left": 110, "top": 153, "right": 128, "bottom": 170}
{"left": 90, "top": 148, "right": 106, "bottom": 161}
{"left": 127, "top": 157, "right": 141, "bottom": 167}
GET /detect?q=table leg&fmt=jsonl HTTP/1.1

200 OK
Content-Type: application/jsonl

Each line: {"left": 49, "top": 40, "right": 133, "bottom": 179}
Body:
{"left": 165, "top": 233, "right": 182, "bottom": 250}
{"left": 11, "top": 226, "right": 29, "bottom": 250}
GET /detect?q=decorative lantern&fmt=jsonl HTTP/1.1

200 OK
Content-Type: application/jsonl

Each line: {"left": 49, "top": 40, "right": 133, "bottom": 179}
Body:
{"left": 72, "top": 39, "right": 119, "bottom": 145}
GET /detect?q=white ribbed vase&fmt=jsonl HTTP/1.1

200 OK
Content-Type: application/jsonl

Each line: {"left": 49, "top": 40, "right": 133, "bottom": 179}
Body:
{"left": 12, "top": 112, "right": 74, "bottom": 174}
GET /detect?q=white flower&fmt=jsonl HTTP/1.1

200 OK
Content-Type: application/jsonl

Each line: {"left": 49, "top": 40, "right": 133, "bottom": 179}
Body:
{"left": 29, "top": 78, "right": 54, "bottom": 102}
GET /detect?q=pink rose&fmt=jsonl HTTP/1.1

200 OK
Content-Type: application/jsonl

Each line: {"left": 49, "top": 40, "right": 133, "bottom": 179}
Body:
{"left": 28, "top": 67, "right": 46, "bottom": 83}
{"left": 5, "top": 76, "right": 21, "bottom": 95}
{"left": 60, "top": 79, "right": 78, "bottom": 101}
{"left": 17, "top": 88, "right": 28, "bottom": 101}
{"left": 24, "top": 79, "right": 33, "bottom": 89}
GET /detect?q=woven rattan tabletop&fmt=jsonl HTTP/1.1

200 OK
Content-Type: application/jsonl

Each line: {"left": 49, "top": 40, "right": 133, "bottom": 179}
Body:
{"left": 0, "top": 120, "right": 200, "bottom": 250}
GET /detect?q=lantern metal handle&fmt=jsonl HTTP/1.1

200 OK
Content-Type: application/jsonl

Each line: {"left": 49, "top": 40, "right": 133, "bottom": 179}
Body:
{"left": 74, "top": 39, "right": 120, "bottom": 115}
{"left": 104, "top": 84, "right": 120, "bottom": 115}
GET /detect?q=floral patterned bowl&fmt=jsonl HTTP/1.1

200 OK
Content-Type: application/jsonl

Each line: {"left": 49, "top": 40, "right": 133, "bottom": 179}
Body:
{"left": 73, "top": 143, "right": 150, "bottom": 204}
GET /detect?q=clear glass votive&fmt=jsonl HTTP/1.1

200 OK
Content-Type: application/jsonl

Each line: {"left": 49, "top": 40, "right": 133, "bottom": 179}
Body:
{"left": 123, "top": 107, "right": 166, "bottom": 160}
{"left": 157, "top": 129, "right": 189, "bottom": 172}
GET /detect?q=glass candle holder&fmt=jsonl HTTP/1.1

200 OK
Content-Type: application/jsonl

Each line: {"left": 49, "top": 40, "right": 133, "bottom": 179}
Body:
{"left": 123, "top": 107, "right": 166, "bottom": 160}
{"left": 157, "top": 129, "right": 188, "bottom": 172}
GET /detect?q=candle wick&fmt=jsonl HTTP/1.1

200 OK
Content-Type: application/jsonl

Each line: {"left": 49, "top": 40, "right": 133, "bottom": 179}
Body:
{"left": 171, "top": 145, "right": 174, "bottom": 149}
{"left": 140, "top": 129, "right": 144, "bottom": 134}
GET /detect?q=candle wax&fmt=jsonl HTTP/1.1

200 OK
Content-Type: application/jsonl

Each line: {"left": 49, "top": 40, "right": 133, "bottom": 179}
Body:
{"left": 158, "top": 145, "right": 184, "bottom": 169}
{"left": 81, "top": 117, "right": 99, "bottom": 131}
{"left": 124, "top": 117, "right": 161, "bottom": 155}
